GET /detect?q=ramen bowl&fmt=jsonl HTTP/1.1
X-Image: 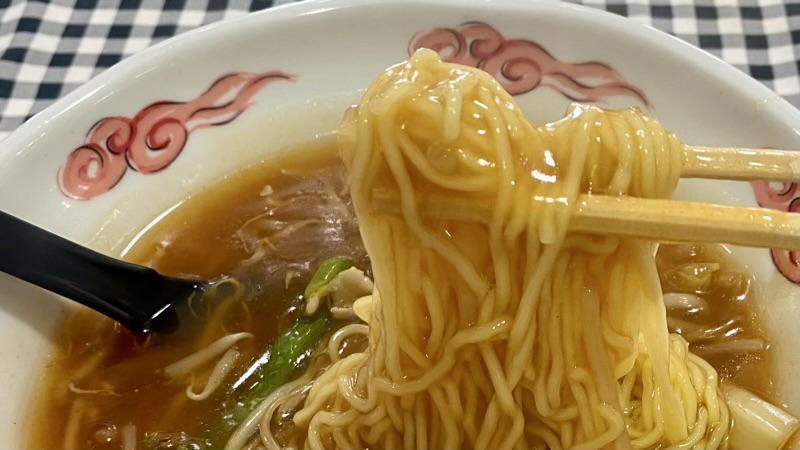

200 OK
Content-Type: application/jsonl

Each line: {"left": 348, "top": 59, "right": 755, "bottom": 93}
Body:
{"left": 2, "top": 0, "right": 800, "bottom": 446}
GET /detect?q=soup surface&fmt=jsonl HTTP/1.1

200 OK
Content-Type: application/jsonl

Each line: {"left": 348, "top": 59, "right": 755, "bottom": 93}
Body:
{"left": 29, "top": 138, "right": 776, "bottom": 449}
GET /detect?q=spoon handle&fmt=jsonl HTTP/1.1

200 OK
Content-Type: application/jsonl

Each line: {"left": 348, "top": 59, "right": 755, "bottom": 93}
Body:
{"left": 0, "top": 210, "right": 198, "bottom": 333}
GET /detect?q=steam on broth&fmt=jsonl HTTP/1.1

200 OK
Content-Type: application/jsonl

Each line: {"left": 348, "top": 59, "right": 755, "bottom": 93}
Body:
{"left": 28, "top": 50, "right": 795, "bottom": 450}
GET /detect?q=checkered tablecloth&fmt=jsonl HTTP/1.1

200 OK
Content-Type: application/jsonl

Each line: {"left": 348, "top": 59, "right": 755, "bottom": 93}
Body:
{"left": 1, "top": 0, "right": 799, "bottom": 141}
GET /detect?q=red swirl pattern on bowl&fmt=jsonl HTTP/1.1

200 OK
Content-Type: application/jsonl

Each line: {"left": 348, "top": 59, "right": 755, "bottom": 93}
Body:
{"left": 752, "top": 181, "right": 800, "bottom": 282}
{"left": 58, "top": 71, "right": 294, "bottom": 201}
{"left": 409, "top": 22, "right": 651, "bottom": 108}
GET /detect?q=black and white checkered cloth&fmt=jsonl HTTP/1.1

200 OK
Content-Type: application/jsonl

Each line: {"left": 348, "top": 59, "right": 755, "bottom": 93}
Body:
{"left": 1, "top": 0, "right": 800, "bottom": 140}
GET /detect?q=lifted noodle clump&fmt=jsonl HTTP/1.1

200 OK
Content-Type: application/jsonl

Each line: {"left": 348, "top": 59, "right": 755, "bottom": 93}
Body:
{"left": 285, "top": 49, "right": 727, "bottom": 450}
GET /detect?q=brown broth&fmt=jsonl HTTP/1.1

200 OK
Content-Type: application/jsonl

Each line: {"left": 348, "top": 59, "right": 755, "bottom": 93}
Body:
{"left": 656, "top": 244, "right": 777, "bottom": 404}
{"left": 28, "top": 138, "right": 368, "bottom": 450}
{"left": 28, "top": 137, "right": 777, "bottom": 449}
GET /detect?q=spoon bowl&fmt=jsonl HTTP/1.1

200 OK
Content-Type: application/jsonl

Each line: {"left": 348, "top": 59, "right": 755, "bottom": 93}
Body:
{"left": 0, "top": 210, "right": 206, "bottom": 334}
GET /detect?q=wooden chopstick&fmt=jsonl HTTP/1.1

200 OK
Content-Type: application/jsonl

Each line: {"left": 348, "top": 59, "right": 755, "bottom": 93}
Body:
{"left": 372, "top": 189, "right": 800, "bottom": 250}
{"left": 683, "top": 146, "right": 800, "bottom": 181}
{"left": 574, "top": 195, "right": 800, "bottom": 250}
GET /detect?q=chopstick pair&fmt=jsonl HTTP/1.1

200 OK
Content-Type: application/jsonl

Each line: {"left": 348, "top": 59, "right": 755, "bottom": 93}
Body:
{"left": 373, "top": 145, "right": 800, "bottom": 251}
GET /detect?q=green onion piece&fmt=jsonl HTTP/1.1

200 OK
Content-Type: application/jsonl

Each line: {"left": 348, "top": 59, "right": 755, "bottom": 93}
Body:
{"left": 208, "top": 312, "right": 329, "bottom": 447}
{"left": 304, "top": 256, "right": 353, "bottom": 299}
{"left": 240, "top": 312, "right": 329, "bottom": 411}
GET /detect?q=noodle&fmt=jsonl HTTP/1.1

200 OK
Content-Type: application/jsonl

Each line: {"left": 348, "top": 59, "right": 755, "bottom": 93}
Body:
{"left": 227, "top": 374, "right": 315, "bottom": 450}
{"left": 121, "top": 423, "right": 137, "bottom": 450}
{"left": 67, "top": 381, "right": 117, "bottom": 396}
{"left": 186, "top": 348, "right": 241, "bottom": 401}
{"left": 164, "top": 332, "right": 252, "bottom": 378}
{"left": 278, "top": 49, "right": 729, "bottom": 449}
{"left": 327, "top": 324, "right": 370, "bottom": 363}
{"left": 63, "top": 399, "right": 87, "bottom": 450}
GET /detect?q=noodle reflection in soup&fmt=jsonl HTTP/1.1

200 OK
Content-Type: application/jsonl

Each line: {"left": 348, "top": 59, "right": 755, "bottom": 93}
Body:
{"left": 29, "top": 49, "right": 797, "bottom": 450}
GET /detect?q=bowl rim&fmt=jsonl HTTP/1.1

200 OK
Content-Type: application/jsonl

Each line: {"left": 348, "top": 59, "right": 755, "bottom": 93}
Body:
{"left": 2, "top": 0, "right": 800, "bottom": 160}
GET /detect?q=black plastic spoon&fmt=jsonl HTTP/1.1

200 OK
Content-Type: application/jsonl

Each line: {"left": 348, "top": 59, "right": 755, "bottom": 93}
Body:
{"left": 0, "top": 210, "right": 204, "bottom": 334}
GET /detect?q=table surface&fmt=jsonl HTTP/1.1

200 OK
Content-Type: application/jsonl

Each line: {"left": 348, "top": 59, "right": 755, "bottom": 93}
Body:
{"left": 1, "top": 0, "right": 799, "bottom": 141}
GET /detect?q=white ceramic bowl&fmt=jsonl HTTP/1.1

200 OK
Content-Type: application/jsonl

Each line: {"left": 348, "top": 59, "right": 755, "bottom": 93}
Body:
{"left": 4, "top": 0, "right": 800, "bottom": 445}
